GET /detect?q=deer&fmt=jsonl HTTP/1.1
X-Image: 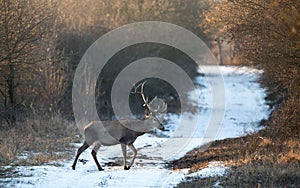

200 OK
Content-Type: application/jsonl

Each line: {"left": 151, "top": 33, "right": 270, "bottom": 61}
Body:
{"left": 71, "top": 81, "right": 167, "bottom": 171}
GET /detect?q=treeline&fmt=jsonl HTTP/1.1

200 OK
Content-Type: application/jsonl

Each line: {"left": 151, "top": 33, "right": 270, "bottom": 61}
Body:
{"left": 0, "top": 0, "right": 211, "bottom": 126}
{"left": 0, "top": 0, "right": 62, "bottom": 124}
{"left": 202, "top": 0, "right": 300, "bottom": 140}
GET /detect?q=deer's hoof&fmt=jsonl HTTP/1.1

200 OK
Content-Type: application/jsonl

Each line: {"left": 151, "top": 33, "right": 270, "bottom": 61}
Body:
{"left": 72, "top": 166, "right": 75, "bottom": 170}
{"left": 124, "top": 166, "right": 130, "bottom": 170}
{"left": 98, "top": 168, "right": 104, "bottom": 171}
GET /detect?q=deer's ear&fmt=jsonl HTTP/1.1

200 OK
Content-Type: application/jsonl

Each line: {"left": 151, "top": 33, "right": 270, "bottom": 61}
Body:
{"left": 144, "top": 115, "right": 150, "bottom": 119}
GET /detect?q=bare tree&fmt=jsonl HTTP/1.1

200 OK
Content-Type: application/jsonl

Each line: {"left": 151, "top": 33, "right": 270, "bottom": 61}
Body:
{"left": 0, "top": 0, "right": 59, "bottom": 123}
{"left": 202, "top": 0, "right": 300, "bottom": 139}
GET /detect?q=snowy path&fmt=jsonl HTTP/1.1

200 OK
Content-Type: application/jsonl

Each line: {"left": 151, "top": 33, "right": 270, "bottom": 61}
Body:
{"left": 1, "top": 66, "right": 269, "bottom": 188}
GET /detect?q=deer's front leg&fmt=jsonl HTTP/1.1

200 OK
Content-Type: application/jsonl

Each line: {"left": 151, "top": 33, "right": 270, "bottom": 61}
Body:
{"left": 121, "top": 144, "right": 129, "bottom": 170}
{"left": 128, "top": 144, "right": 137, "bottom": 169}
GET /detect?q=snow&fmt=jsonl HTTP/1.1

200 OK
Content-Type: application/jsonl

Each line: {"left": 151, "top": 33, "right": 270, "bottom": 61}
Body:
{"left": 1, "top": 66, "right": 269, "bottom": 187}
{"left": 187, "top": 161, "right": 228, "bottom": 179}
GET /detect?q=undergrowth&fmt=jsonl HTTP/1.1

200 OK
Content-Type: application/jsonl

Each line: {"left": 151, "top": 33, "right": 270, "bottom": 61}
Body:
{"left": 0, "top": 115, "right": 80, "bottom": 168}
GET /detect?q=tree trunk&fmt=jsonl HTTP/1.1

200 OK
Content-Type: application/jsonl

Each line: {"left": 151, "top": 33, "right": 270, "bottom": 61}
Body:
{"left": 217, "top": 37, "right": 224, "bottom": 65}
{"left": 7, "top": 62, "right": 16, "bottom": 123}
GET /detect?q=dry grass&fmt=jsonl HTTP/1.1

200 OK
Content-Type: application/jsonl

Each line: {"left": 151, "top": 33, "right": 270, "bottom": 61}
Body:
{"left": 172, "top": 130, "right": 300, "bottom": 187}
{"left": 177, "top": 162, "right": 300, "bottom": 188}
{"left": 0, "top": 115, "right": 81, "bottom": 167}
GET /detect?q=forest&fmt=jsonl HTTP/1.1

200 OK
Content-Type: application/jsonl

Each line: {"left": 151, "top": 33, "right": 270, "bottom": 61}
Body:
{"left": 0, "top": 0, "right": 299, "bottom": 187}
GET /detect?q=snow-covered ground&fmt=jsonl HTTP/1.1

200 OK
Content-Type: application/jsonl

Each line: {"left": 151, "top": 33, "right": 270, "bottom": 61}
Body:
{"left": 0, "top": 66, "right": 269, "bottom": 188}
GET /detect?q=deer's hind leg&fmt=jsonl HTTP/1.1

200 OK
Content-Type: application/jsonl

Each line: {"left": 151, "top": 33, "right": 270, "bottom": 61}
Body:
{"left": 72, "top": 141, "right": 89, "bottom": 170}
{"left": 91, "top": 141, "right": 103, "bottom": 171}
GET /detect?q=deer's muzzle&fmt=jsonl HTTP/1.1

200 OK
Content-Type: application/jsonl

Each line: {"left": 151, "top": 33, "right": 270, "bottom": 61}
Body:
{"left": 158, "top": 123, "right": 165, "bottom": 131}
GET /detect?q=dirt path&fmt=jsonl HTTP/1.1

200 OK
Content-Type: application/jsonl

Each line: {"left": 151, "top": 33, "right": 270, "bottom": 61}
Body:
{"left": 1, "top": 66, "right": 269, "bottom": 188}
